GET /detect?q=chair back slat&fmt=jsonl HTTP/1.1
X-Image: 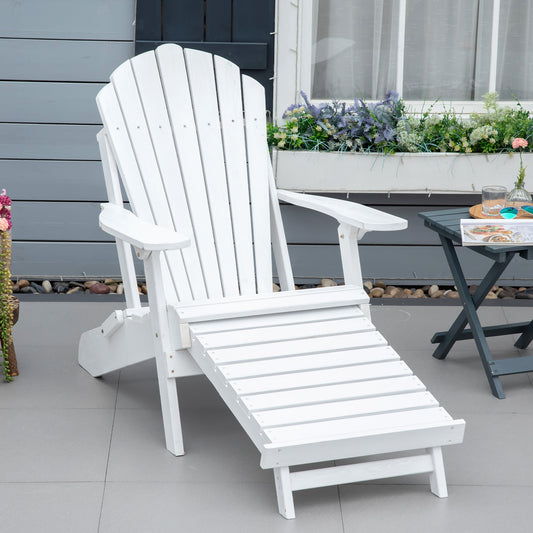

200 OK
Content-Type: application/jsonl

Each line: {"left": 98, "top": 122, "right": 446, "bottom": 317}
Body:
{"left": 213, "top": 55, "right": 256, "bottom": 295}
{"left": 130, "top": 50, "right": 207, "bottom": 301}
{"left": 242, "top": 75, "right": 272, "bottom": 293}
{"left": 155, "top": 44, "right": 224, "bottom": 300}
{"left": 97, "top": 130, "right": 142, "bottom": 309}
{"left": 96, "top": 82, "right": 180, "bottom": 302}
{"left": 97, "top": 44, "right": 291, "bottom": 305}
{"left": 109, "top": 59, "right": 187, "bottom": 302}
{"left": 96, "top": 85, "right": 153, "bottom": 220}
{"left": 182, "top": 48, "right": 240, "bottom": 298}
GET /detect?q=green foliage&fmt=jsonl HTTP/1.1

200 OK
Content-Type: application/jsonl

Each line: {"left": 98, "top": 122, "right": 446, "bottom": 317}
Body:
{"left": 269, "top": 93, "right": 533, "bottom": 155}
{"left": 267, "top": 105, "right": 329, "bottom": 151}
{"left": 0, "top": 231, "right": 13, "bottom": 382}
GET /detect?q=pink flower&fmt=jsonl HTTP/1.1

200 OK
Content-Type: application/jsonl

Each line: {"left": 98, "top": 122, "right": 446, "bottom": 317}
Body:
{"left": 512, "top": 138, "right": 528, "bottom": 149}
{"left": 0, "top": 218, "right": 9, "bottom": 231}
{"left": 0, "top": 189, "right": 10, "bottom": 207}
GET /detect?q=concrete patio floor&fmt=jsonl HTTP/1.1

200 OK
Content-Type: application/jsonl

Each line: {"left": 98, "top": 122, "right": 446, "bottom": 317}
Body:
{"left": 1, "top": 299, "right": 533, "bottom": 532}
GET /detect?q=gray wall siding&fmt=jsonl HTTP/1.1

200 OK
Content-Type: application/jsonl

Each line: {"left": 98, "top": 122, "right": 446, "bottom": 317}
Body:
{"left": 282, "top": 193, "right": 533, "bottom": 286}
{"left": 1, "top": 1, "right": 136, "bottom": 40}
{"left": 0, "top": 39, "right": 134, "bottom": 81}
{"left": 0, "top": 124, "right": 102, "bottom": 159}
{"left": 0, "top": 161, "right": 107, "bottom": 201}
{"left": 1, "top": 0, "right": 135, "bottom": 279}
{"left": 286, "top": 244, "right": 533, "bottom": 286}
{"left": 3, "top": 0, "right": 530, "bottom": 286}
{"left": 0, "top": 82, "right": 104, "bottom": 124}
{"left": 13, "top": 243, "right": 132, "bottom": 279}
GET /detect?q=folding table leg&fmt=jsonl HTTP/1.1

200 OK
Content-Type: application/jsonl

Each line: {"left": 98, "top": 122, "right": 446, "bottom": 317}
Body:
{"left": 435, "top": 236, "right": 506, "bottom": 399}
{"left": 514, "top": 319, "right": 533, "bottom": 349}
{"left": 432, "top": 247, "right": 514, "bottom": 360}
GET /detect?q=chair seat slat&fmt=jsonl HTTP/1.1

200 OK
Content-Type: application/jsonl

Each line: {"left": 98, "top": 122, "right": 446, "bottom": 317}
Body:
{"left": 195, "top": 316, "right": 374, "bottom": 348}
{"left": 175, "top": 286, "right": 368, "bottom": 323}
{"left": 206, "top": 330, "right": 387, "bottom": 365}
{"left": 189, "top": 306, "right": 363, "bottom": 334}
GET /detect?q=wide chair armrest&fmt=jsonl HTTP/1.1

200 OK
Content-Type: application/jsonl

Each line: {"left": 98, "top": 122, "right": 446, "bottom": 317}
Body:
{"left": 99, "top": 203, "right": 190, "bottom": 251}
{"left": 278, "top": 189, "right": 407, "bottom": 232}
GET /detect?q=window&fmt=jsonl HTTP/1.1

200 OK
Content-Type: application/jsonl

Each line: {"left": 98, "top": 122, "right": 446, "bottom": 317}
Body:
{"left": 274, "top": 0, "right": 533, "bottom": 119}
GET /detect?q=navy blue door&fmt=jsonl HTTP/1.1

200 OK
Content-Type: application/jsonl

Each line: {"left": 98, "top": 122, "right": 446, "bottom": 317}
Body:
{"left": 135, "top": 0, "right": 275, "bottom": 112}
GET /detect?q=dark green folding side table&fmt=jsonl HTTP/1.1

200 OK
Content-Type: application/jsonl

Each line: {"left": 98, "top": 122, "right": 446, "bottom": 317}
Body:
{"left": 419, "top": 207, "right": 533, "bottom": 399}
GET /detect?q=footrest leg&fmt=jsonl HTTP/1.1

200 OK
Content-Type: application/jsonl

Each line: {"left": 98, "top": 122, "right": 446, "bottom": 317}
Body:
{"left": 429, "top": 447, "right": 448, "bottom": 498}
{"left": 274, "top": 467, "right": 295, "bottom": 519}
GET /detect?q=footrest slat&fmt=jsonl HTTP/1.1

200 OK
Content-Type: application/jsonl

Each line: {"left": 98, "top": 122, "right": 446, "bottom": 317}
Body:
{"left": 254, "top": 391, "right": 438, "bottom": 427}
{"left": 490, "top": 355, "right": 533, "bottom": 376}
{"left": 230, "top": 361, "right": 412, "bottom": 395}
{"left": 186, "top": 298, "right": 464, "bottom": 485}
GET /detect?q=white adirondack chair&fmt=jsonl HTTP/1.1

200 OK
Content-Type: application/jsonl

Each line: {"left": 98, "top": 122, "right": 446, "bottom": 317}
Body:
{"left": 79, "top": 44, "right": 465, "bottom": 519}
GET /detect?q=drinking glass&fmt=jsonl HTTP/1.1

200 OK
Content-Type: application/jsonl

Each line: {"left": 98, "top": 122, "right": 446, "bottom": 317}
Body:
{"left": 481, "top": 186, "right": 507, "bottom": 216}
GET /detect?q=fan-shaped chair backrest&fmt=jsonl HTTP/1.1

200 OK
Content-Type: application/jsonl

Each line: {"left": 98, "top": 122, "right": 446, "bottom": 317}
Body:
{"left": 97, "top": 44, "right": 290, "bottom": 305}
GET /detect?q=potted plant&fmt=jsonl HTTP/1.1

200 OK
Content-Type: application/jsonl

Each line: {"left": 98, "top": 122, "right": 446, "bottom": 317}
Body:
{"left": 0, "top": 190, "right": 17, "bottom": 382}
{"left": 269, "top": 93, "right": 533, "bottom": 194}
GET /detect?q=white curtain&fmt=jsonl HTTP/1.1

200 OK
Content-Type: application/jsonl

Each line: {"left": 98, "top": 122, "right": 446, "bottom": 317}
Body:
{"left": 497, "top": 0, "right": 533, "bottom": 100}
{"left": 403, "top": 0, "right": 488, "bottom": 101}
{"left": 311, "top": 0, "right": 533, "bottom": 101}
{"left": 312, "top": 0, "right": 398, "bottom": 99}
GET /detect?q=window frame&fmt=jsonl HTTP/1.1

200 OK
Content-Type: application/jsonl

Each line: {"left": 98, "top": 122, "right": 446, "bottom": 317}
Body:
{"left": 273, "top": 0, "right": 533, "bottom": 122}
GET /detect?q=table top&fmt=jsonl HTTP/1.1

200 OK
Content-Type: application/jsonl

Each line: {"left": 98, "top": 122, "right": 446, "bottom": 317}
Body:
{"left": 419, "top": 207, "right": 533, "bottom": 261}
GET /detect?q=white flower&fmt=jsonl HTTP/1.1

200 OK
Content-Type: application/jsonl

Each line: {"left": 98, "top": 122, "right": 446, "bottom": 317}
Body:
{"left": 469, "top": 125, "right": 497, "bottom": 145}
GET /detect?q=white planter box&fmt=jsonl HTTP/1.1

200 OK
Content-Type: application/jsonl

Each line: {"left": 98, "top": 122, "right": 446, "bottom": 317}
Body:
{"left": 272, "top": 150, "right": 533, "bottom": 194}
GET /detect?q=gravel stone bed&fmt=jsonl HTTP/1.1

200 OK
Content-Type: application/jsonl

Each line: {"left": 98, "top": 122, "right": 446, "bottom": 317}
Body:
{"left": 12, "top": 279, "right": 137, "bottom": 296}
{"left": 11, "top": 278, "right": 533, "bottom": 300}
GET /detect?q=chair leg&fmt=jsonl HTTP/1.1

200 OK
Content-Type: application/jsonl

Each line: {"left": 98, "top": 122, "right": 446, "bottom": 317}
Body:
{"left": 274, "top": 467, "right": 295, "bottom": 519}
{"left": 144, "top": 253, "right": 185, "bottom": 456}
{"left": 155, "top": 361, "right": 185, "bottom": 456}
{"left": 428, "top": 447, "right": 448, "bottom": 498}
